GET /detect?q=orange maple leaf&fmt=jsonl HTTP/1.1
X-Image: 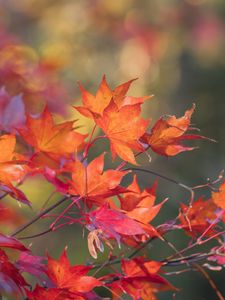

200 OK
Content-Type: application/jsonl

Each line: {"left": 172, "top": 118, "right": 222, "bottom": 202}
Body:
{"left": 18, "top": 106, "right": 86, "bottom": 160}
{"left": 118, "top": 176, "right": 165, "bottom": 244}
{"left": 0, "top": 134, "right": 29, "bottom": 204}
{"left": 47, "top": 250, "right": 102, "bottom": 293}
{"left": 212, "top": 181, "right": 225, "bottom": 209}
{"left": 120, "top": 175, "right": 165, "bottom": 224}
{"left": 75, "top": 75, "right": 151, "bottom": 118}
{"left": 178, "top": 197, "right": 219, "bottom": 238}
{"left": 76, "top": 75, "right": 112, "bottom": 118}
{"left": 110, "top": 257, "right": 174, "bottom": 300}
{"left": 68, "top": 153, "right": 128, "bottom": 206}
{"left": 96, "top": 102, "right": 149, "bottom": 164}
{"left": 26, "top": 285, "right": 80, "bottom": 300}
{"left": 141, "top": 104, "right": 209, "bottom": 156}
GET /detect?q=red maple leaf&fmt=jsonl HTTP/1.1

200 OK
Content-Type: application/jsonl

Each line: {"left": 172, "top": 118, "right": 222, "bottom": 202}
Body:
{"left": 0, "top": 202, "right": 23, "bottom": 226}
{"left": 118, "top": 176, "right": 165, "bottom": 244}
{"left": 178, "top": 197, "right": 219, "bottom": 237}
{"left": 26, "top": 285, "right": 82, "bottom": 300}
{"left": 15, "top": 252, "right": 46, "bottom": 279}
{"left": 86, "top": 204, "right": 149, "bottom": 257}
{"left": 109, "top": 257, "right": 174, "bottom": 300}
{"left": 0, "top": 249, "right": 28, "bottom": 295}
{"left": 0, "top": 134, "right": 29, "bottom": 204}
{"left": 120, "top": 176, "right": 165, "bottom": 224}
{"left": 47, "top": 250, "right": 102, "bottom": 293}
{"left": 141, "top": 104, "right": 209, "bottom": 156}
{"left": 0, "top": 234, "right": 27, "bottom": 251}
{"left": 68, "top": 153, "right": 128, "bottom": 206}
{"left": 212, "top": 180, "right": 225, "bottom": 210}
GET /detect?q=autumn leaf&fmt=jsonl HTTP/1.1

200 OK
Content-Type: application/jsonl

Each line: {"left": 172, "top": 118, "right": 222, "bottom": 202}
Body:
{"left": 26, "top": 285, "right": 81, "bottom": 300}
{"left": 212, "top": 180, "right": 225, "bottom": 209}
{"left": 178, "top": 197, "right": 219, "bottom": 237}
{"left": 112, "top": 79, "right": 152, "bottom": 108}
{"left": 0, "top": 249, "right": 28, "bottom": 295}
{"left": 0, "top": 202, "right": 23, "bottom": 226}
{"left": 86, "top": 204, "right": 149, "bottom": 257}
{"left": 68, "top": 153, "right": 128, "bottom": 206}
{"left": 96, "top": 102, "right": 149, "bottom": 164}
{"left": 0, "top": 234, "right": 27, "bottom": 251}
{"left": 76, "top": 75, "right": 113, "bottom": 118}
{"left": 141, "top": 104, "right": 210, "bottom": 156}
{"left": 118, "top": 176, "right": 165, "bottom": 242}
{"left": 0, "top": 134, "right": 30, "bottom": 204}
{"left": 75, "top": 75, "right": 151, "bottom": 119}
{"left": 75, "top": 76, "right": 150, "bottom": 164}
{"left": 120, "top": 175, "right": 165, "bottom": 224}
{"left": 18, "top": 106, "right": 86, "bottom": 160}
{"left": 15, "top": 252, "right": 46, "bottom": 279}
{"left": 109, "top": 257, "right": 174, "bottom": 300}
{"left": 47, "top": 250, "right": 102, "bottom": 294}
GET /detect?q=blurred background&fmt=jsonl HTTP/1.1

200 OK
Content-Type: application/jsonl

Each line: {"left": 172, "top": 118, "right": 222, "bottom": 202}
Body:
{"left": 0, "top": 0, "right": 225, "bottom": 299}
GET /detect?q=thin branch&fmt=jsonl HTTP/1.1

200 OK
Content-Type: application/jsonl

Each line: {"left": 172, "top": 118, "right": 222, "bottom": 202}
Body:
{"left": 163, "top": 251, "right": 218, "bottom": 267}
{"left": 165, "top": 229, "right": 225, "bottom": 262}
{"left": 50, "top": 196, "right": 81, "bottom": 229}
{"left": 128, "top": 237, "right": 155, "bottom": 259}
{"left": 18, "top": 228, "right": 52, "bottom": 240}
{"left": 10, "top": 196, "right": 69, "bottom": 237}
{"left": 124, "top": 167, "right": 194, "bottom": 200}
{"left": 194, "top": 263, "right": 225, "bottom": 300}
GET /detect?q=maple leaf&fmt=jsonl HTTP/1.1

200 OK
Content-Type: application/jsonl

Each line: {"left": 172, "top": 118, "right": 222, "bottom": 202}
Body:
{"left": 18, "top": 106, "right": 86, "bottom": 160}
{"left": 43, "top": 167, "right": 70, "bottom": 194}
{"left": 118, "top": 176, "right": 165, "bottom": 243}
{"left": 76, "top": 75, "right": 113, "bottom": 118}
{"left": 0, "top": 202, "right": 23, "bottom": 226}
{"left": 47, "top": 250, "right": 102, "bottom": 295}
{"left": 178, "top": 197, "right": 219, "bottom": 237}
{"left": 75, "top": 76, "right": 150, "bottom": 164}
{"left": 109, "top": 257, "right": 174, "bottom": 300}
{"left": 141, "top": 104, "right": 209, "bottom": 156}
{"left": 96, "top": 102, "right": 149, "bottom": 164}
{"left": 212, "top": 180, "right": 225, "bottom": 209}
{"left": 75, "top": 75, "right": 151, "bottom": 118}
{"left": 120, "top": 175, "right": 165, "bottom": 224}
{"left": 26, "top": 285, "right": 81, "bottom": 300}
{"left": 0, "top": 134, "right": 30, "bottom": 204}
{"left": 86, "top": 204, "right": 149, "bottom": 257}
{"left": 68, "top": 153, "right": 128, "bottom": 206}
{"left": 0, "top": 249, "right": 28, "bottom": 295}
{"left": 0, "top": 234, "right": 27, "bottom": 251}
{"left": 15, "top": 252, "right": 46, "bottom": 279}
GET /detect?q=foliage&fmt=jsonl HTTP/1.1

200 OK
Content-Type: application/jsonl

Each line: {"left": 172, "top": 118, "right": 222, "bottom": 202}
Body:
{"left": 0, "top": 25, "right": 225, "bottom": 300}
